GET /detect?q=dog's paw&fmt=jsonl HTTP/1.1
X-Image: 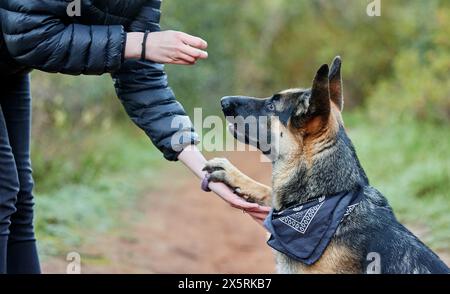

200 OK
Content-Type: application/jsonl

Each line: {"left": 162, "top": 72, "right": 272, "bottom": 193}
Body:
{"left": 203, "top": 158, "right": 271, "bottom": 205}
{"left": 204, "top": 157, "right": 228, "bottom": 172}
{"left": 203, "top": 158, "right": 242, "bottom": 190}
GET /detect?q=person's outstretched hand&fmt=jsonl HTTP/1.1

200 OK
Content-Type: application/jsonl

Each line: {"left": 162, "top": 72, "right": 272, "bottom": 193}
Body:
{"left": 125, "top": 31, "right": 208, "bottom": 65}
{"left": 208, "top": 181, "right": 271, "bottom": 225}
{"left": 178, "top": 146, "right": 271, "bottom": 227}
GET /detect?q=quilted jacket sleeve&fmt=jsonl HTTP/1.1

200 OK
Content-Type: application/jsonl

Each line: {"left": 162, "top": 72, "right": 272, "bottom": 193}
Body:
{"left": 112, "top": 0, "right": 199, "bottom": 161}
{"left": 0, "top": 0, "right": 125, "bottom": 75}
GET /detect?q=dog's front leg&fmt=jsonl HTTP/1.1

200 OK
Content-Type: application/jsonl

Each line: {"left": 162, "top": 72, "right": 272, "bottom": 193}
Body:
{"left": 204, "top": 158, "right": 272, "bottom": 206}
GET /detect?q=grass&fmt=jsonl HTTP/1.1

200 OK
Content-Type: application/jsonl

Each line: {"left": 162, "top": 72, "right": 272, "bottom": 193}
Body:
{"left": 33, "top": 124, "right": 165, "bottom": 258}
{"left": 345, "top": 112, "right": 450, "bottom": 251}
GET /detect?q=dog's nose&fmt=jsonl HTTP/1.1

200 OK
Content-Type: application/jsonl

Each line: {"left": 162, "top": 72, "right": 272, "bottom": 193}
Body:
{"left": 221, "top": 97, "right": 233, "bottom": 110}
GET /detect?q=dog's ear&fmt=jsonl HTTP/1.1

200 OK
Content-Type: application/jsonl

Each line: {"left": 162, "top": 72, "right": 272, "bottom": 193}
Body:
{"left": 290, "top": 65, "right": 330, "bottom": 131}
{"left": 292, "top": 64, "right": 331, "bottom": 134}
{"left": 329, "top": 56, "right": 343, "bottom": 111}
{"left": 309, "top": 64, "right": 331, "bottom": 117}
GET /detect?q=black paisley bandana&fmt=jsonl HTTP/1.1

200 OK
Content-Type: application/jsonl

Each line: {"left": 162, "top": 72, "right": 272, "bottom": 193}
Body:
{"left": 264, "top": 186, "right": 364, "bottom": 265}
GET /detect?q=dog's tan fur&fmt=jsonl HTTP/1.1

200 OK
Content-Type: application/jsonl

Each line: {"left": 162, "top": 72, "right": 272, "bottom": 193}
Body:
{"left": 275, "top": 242, "right": 361, "bottom": 274}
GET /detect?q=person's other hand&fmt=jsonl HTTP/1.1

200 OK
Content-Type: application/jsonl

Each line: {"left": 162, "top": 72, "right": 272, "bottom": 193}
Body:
{"left": 125, "top": 31, "right": 208, "bottom": 65}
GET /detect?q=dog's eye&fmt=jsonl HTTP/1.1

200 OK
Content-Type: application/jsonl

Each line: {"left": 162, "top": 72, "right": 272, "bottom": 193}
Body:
{"left": 267, "top": 103, "right": 275, "bottom": 111}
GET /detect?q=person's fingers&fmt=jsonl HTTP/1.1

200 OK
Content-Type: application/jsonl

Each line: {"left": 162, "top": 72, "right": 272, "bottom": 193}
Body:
{"left": 228, "top": 199, "right": 270, "bottom": 211}
{"left": 181, "top": 44, "right": 208, "bottom": 59}
{"left": 245, "top": 205, "right": 271, "bottom": 213}
{"left": 246, "top": 211, "right": 269, "bottom": 220}
{"left": 180, "top": 32, "right": 208, "bottom": 49}
{"left": 257, "top": 205, "right": 272, "bottom": 212}
{"left": 229, "top": 200, "right": 259, "bottom": 210}
{"left": 218, "top": 192, "right": 260, "bottom": 209}
{"left": 209, "top": 181, "right": 263, "bottom": 210}
{"left": 175, "top": 52, "right": 196, "bottom": 63}
{"left": 245, "top": 208, "right": 270, "bottom": 218}
{"left": 170, "top": 59, "right": 195, "bottom": 65}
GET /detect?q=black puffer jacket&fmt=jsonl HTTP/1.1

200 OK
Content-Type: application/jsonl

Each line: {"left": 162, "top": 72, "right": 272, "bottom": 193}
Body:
{"left": 0, "top": 0, "right": 198, "bottom": 160}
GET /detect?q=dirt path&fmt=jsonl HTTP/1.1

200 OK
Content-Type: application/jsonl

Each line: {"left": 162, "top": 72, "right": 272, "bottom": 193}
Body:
{"left": 42, "top": 150, "right": 449, "bottom": 273}
{"left": 42, "top": 151, "right": 275, "bottom": 274}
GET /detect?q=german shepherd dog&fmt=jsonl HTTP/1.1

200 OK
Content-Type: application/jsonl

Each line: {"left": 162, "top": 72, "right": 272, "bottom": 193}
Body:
{"left": 204, "top": 57, "right": 449, "bottom": 274}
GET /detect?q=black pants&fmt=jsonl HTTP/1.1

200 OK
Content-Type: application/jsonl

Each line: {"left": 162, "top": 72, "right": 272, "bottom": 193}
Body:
{"left": 0, "top": 74, "right": 40, "bottom": 274}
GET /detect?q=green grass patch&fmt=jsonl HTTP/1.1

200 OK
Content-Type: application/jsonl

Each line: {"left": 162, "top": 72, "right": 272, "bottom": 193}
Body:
{"left": 345, "top": 112, "right": 450, "bottom": 251}
{"left": 33, "top": 125, "right": 165, "bottom": 258}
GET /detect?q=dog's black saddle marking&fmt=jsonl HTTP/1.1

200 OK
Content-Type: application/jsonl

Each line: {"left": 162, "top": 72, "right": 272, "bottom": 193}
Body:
{"left": 264, "top": 186, "right": 364, "bottom": 265}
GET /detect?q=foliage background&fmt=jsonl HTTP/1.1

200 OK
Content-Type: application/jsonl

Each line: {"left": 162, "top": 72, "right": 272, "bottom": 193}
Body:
{"left": 28, "top": 0, "right": 449, "bottom": 262}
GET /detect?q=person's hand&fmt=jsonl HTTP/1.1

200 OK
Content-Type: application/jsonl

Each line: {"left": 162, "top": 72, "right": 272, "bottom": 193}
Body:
{"left": 246, "top": 207, "right": 271, "bottom": 226}
{"left": 177, "top": 146, "right": 271, "bottom": 228}
{"left": 208, "top": 181, "right": 271, "bottom": 226}
{"left": 125, "top": 31, "right": 208, "bottom": 65}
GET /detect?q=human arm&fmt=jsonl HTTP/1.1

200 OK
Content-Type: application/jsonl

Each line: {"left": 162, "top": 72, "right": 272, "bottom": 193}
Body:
{"left": 115, "top": 1, "right": 270, "bottom": 221}
{"left": 0, "top": 1, "right": 207, "bottom": 73}
{"left": 0, "top": 0, "right": 125, "bottom": 75}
